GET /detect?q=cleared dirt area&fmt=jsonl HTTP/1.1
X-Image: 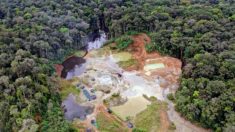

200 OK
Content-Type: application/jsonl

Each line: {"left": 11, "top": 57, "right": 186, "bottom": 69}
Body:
{"left": 111, "top": 96, "right": 151, "bottom": 120}
{"left": 112, "top": 52, "right": 133, "bottom": 62}
{"left": 125, "top": 34, "right": 182, "bottom": 84}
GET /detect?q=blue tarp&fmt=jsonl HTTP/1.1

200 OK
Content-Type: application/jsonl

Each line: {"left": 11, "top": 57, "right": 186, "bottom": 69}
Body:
{"left": 83, "top": 89, "right": 92, "bottom": 101}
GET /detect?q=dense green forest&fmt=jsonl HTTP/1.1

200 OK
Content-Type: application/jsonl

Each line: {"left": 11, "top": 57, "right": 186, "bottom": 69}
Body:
{"left": 0, "top": 0, "right": 234, "bottom": 131}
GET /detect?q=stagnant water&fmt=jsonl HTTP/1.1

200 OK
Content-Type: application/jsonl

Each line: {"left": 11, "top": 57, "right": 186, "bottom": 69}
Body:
{"left": 62, "top": 94, "right": 94, "bottom": 121}
{"left": 62, "top": 33, "right": 108, "bottom": 121}
{"left": 66, "top": 63, "right": 87, "bottom": 80}
{"left": 65, "top": 33, "right": 107, "bottom": 79}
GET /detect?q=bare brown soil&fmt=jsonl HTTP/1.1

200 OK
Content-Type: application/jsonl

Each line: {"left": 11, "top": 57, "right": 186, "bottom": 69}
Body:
{"left": 54, "top": 64, "right": 63, "bottom": 77}
{"left": 124, "top": 33, "right": 182, "bottom": 84}
{"left": 159, "top": 110, "right": 171, "bottom": 132}
{"left": 124, "top": 33, "right": 152, "bottom": 71}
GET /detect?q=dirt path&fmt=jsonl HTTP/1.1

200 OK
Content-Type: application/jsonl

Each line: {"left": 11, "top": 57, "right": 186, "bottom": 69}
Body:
{"left": 159, "top": 110, "right": 170, "bottom": 132}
